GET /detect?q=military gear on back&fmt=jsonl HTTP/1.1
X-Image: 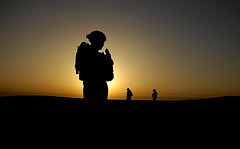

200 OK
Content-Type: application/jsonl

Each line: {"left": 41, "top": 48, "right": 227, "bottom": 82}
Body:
{"left": 75, "top": 42, "right": 114, "bottom": 81}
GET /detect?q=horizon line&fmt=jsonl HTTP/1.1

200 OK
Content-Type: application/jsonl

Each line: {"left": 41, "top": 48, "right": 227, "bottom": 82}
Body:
{"left": 0, "top": 94, "right": 238, "bottom": 101}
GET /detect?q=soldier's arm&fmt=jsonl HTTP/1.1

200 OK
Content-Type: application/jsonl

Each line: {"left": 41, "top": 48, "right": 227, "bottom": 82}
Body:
{"left": 105, "top": 49, "right": 114, "bottom": 65}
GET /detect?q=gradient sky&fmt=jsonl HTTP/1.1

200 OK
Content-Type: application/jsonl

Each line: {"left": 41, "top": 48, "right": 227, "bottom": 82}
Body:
{"left": 1, "top": 0, "right": 240, "bottom": 100}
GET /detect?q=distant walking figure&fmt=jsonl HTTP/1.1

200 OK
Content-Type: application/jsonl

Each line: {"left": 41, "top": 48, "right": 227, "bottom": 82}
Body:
{"left": 75, "top": 30, "right": 114, "bottom": 103}
{"left": 126, "top": 88, "right": 133, "bottom": 101}
{"left": 152, "top": 89, "right": 158, "bottom": 102}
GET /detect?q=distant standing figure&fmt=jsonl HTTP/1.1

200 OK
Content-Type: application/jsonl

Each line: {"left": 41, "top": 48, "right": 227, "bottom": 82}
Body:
{"left": 75, "top": 30, "right": 114, "bottom": 103}
{"left": 152, "top": 89, "right": 158, "bottom": 102}
{"left": 126, "top": 88, "right": 133, "bottom": 101}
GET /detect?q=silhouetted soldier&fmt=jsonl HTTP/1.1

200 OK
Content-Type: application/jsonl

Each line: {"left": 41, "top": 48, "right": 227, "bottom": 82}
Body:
{"left": 126, "top": 88, "right": 133, "bottom": 101}
{"left": 152, "top": 89, "right": 157, "bottom": 102}
{"left": 75, "top": 30, "right": 114, "bottom": 103}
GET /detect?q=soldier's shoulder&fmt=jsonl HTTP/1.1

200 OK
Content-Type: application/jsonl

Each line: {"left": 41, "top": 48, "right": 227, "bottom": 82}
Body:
{"left": 80, "top": 42, "right": 90, "bottom": 47}
{"left": 80, "top": 42, "right": 87, "bottom": 46}
{"left": 78, "top": 42, "right": 90, "bottom": 50}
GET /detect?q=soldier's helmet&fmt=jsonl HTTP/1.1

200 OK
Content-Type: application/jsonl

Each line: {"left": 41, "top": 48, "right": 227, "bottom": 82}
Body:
{"left": 86, "top": 30, "right": 106, "bottom": 43}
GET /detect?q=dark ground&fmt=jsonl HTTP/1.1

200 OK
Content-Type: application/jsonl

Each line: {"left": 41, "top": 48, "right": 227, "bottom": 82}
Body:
{"left": 0, "top": 96, "right": 239, "bottom": 148}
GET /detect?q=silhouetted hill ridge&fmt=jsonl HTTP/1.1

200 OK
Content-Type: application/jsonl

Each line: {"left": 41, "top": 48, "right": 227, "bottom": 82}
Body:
{"left": 0, "top": 95, "right": 239, "bottom": 104}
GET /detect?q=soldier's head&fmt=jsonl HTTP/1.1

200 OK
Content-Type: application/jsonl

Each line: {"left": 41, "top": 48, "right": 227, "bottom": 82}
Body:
{"left": 86, "top": 30, "right": 106, "bottom": 50}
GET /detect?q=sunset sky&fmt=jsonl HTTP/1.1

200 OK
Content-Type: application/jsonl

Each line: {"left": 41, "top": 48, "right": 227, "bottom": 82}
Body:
{"left": 1, "top": 0, "right": 240, "bottom": 100}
